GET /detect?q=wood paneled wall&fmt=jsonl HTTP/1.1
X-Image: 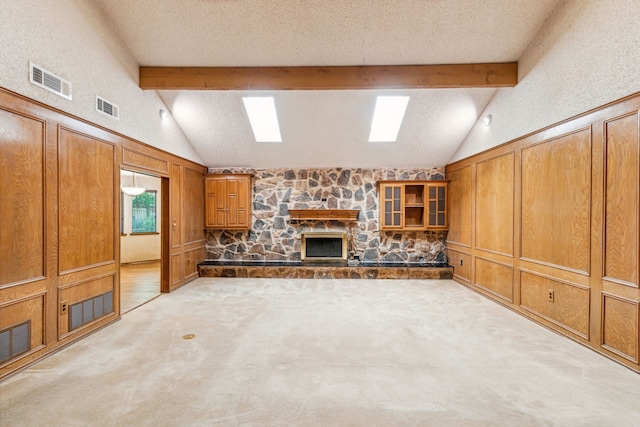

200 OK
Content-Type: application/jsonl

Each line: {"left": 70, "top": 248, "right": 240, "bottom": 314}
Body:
{"left": 0, "top": 88, "right": 206, "bottom": 379}
{"left": 446, "top": 92, "right": 640, "bottom": 372}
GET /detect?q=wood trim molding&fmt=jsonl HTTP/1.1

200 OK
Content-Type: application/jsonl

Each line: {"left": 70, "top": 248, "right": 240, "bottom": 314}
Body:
{"left": 122, "top": 147, "right": 170, "bottom": 175}
{"left": 139, "top": 63, "right": 518, "bottom": 90}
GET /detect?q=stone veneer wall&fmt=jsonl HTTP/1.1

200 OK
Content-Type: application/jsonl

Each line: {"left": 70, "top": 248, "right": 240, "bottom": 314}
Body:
{"left": 206, "top": 167, "right": 447, "bottom": 263}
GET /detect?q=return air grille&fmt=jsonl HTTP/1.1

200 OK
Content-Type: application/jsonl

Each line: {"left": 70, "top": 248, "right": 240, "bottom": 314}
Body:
{"left": 0, "top": 321, "right": 31, "bottom": 364}
{"left": 29, "top": 62, "right": 72, "bottom": 100}
{"left": 69, "top": 291, "right": 114, "bottom": 332}
{"left": 96, "top": 96, "right": 120, "bottom": 120}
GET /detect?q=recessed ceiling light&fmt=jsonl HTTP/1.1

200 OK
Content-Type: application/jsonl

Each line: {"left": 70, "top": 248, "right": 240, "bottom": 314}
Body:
{"left": 242, "top": 96, "right": 282, "bottom": 142}
{"left": 368, "top": 96, "right": 410, "bottom": 142}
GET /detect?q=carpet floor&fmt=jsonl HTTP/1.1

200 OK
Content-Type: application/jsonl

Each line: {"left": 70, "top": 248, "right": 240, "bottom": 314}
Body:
{"left": 1, "top": 278, "right": 639, "bottom": 426}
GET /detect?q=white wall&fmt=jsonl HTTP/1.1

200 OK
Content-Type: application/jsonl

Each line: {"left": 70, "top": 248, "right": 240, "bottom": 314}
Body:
{"left": 120, "top": 173, "right": 161, "bottom": 264}
{"left": 450, "top": 0, "right": 640, "bottom": 162}
{"left": 0, "top": 0, "right": 202, "bottom": 164}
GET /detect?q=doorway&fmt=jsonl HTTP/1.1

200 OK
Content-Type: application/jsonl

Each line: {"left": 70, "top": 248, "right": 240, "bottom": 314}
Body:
{"left": 120, "top": 170, "right": 163, "bottom": 313}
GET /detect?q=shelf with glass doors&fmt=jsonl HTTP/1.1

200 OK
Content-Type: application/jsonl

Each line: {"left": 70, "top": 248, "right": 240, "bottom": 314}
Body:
{"left": 378, "top": 181, "right": 448, "bottom": 231}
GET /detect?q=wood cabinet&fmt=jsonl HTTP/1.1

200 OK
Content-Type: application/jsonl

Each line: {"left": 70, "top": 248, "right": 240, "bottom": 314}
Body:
{"left": 205, "top": 174, "right": 252, "bottom": 229}
{"left": 379, "top": 181, "right": 447, "bottom": 231}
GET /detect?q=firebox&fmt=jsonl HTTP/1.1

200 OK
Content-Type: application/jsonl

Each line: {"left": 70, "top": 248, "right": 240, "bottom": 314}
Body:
{"left": 301, "top": 232, "right": 347, "bottom": 263}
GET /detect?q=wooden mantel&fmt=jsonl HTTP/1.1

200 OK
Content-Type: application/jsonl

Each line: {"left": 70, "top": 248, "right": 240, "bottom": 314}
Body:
{"left": 288, "top": 209, "right": 360, "bottom": 221}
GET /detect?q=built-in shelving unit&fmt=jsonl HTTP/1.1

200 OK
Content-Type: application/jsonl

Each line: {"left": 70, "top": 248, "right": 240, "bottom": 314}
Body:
{"left": 378, "top": 181, "right": 447, "bottom": 231}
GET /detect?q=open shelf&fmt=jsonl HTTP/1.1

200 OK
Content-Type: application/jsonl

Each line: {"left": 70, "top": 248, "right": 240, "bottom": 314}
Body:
{"left": 405, "top": 206, "right": 425, "bottom": 227}
{"left": 405, "top": 185, "right": 424, "bottom": 204}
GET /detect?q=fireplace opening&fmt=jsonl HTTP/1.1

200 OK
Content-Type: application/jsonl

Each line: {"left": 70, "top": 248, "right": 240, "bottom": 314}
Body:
{"left": 301, "top": 232, "right": 347, "bottom": 264}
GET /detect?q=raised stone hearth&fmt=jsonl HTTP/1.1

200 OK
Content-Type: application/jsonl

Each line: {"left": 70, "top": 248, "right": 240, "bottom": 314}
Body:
{"left": 198, "top": 261, "right": 453, "bottom": 280}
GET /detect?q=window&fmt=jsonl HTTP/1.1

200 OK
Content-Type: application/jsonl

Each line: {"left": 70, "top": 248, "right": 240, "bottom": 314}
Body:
{"left": 131, "top": 190, "right": 157, "bottom": 233}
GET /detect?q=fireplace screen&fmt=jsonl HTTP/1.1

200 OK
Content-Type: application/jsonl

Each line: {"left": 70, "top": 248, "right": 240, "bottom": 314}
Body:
{"left": 301, "top": 232, "right": 347, "bottom": 263}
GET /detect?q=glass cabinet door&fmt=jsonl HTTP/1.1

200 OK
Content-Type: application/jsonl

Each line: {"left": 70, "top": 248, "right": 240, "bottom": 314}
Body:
{"left": 427, "top": 183, "right": 447, "bottom": 228}
{"left": 381, "top": 184, "right": 403, "bottom": 228}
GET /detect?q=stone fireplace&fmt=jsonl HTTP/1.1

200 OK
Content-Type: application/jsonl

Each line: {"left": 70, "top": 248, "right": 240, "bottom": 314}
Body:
{"left": 301, "top": 232, "right": 347, "bottom": 263}
{"left": 205, "top": 167, "right": 447, "bottom": 264}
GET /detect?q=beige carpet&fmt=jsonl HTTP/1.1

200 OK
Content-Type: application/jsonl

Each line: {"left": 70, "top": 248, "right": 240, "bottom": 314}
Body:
{"left": 1, "top": 278, "right": 639, "bottom": 426}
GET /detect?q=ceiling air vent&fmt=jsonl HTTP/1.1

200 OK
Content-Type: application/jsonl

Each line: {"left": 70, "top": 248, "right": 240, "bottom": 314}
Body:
{"left": 96, "top": 96, "right": 120, "bottom": 120}
{"left": 29, "top": 62, "right": 72, "bottom": 100}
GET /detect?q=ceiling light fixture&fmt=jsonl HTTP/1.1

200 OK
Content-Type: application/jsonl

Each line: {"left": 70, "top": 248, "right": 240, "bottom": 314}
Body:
{"left": 368, "top": 96, "right": 410, "bottom": 142}
{"left": 122, "top": 172, "right": 145, "bottom": 196}
{"left": 483, "top": 114, "right": 492, "bottom": 126}
{"left": 159, "top": 109, "right": 168, "bottom": 121}
{"left": 242, "top": 96, "right": 282, "bottom": 142}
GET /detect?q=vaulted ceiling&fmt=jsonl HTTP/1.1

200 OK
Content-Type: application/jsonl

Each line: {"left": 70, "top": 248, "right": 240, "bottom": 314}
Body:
{"left": 92, "top": 0, "right": 560, "bottom": 168}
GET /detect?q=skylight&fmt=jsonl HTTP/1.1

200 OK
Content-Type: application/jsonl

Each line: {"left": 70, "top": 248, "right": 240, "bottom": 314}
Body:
{"left": 242, "top": 96, "right": 282, "bottom": 142}
{"left": 368, "top": 96, "right": 410, "bottom": 142}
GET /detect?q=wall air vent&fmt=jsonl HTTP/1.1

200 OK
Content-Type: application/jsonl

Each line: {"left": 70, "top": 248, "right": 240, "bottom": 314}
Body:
{"left": 69, "top": 291, "right": 114, "bottom": 332}
{"left": 96, "top": 96, "right": 120, "bottom": 120}
{"left": 0, "top": 321, "right": 31, "bottom": 364}
{"left": 29, "top": 62, "right": 72, "bottom": 100}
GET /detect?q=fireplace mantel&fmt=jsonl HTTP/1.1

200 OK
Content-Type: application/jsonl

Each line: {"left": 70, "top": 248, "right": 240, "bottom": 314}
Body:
{"left": 288, "top": 209, "right": 360, "bottom": 221}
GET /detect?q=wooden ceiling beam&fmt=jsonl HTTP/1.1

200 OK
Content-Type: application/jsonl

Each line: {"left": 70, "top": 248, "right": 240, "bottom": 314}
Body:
{"left": 139, "top": 63, "right": 517, "bottom": 90}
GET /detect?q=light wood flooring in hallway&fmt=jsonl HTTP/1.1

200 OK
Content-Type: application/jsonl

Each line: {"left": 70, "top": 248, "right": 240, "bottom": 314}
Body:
{"left": 120, "top": 261, "right": 161, "bottom": 314}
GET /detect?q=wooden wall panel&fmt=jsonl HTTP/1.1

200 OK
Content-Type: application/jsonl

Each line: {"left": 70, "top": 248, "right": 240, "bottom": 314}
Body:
{"left": 601, "top": 294, "right": 639, "bottom": 362}
{"left": 475, "top": 153, "right": 514, "bottom": 256}
{"left": 0, "top": 109, "right": 44, "bottom": 286}
{"left": 170, "top": 162, "right": 206, "bottom": 291}
{"left": 183, "top": 167, "right": 205, "bottom": 245}
{"left": 184, "top": 247, "right": 206, "bottom": 280}
{"left": 58, "top": 275, "right": 115, "bottom": 337}
{"left": 520, "top": 129, "right": 591, "bottom": 273}
{"left": 0, "top": 293, "right": 45, "bottom": 357}
{"left": 447, "top": 166, "right": 472, "bottom": 247}
{"left": 447, "top": 249, "right": 471, "bottom": 283}
{"left": 58, "top": 129, "right": 115, "bottom": 273}
{"left": 0, "top": 88, "right": 207, "bottom": 379}
{"left": 171, "top": 254, "right": 183, "bottom": 286}
{"left": 171, "top": 163, "right": 182, "bottom": 248}
{"left": 475, "top": 257, "right": 513, "bottom": 302}
{"left": 604, "top": 114, "right": 639, "bottom": 286}
{"left": 446, "top": 92, "right": 640, "bottom": 372}
{"left": 520, "top": 271, "right": 590, "bottom": 338}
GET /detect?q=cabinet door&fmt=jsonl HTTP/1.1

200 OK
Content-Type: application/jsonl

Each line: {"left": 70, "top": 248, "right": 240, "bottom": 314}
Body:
{"left": 206, "top": 177, "right": 228, "bottom": 228}
{"left": 205, "top": 178, "right": 216, "bottom": 228}
{"left": 380, "top": 184, "right": 403, "bottom": 229}
{"left": 427, "top": 183, "right": 447, "bottom": 229}
{"left": 226, "top": 177, "right": 251, "bottom": 228}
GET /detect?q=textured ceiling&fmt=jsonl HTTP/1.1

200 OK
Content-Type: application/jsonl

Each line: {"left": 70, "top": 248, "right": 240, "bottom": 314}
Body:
{"left": 92, "top": 0, "right": 560, "bottom": 168}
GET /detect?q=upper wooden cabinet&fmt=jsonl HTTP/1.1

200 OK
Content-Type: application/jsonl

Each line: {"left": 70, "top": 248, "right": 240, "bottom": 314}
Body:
{"left": 379, "top": 181, "right": 448, "bottom": 231}
{"left": 205, "top": 174, "right": 252, "bottom": 229}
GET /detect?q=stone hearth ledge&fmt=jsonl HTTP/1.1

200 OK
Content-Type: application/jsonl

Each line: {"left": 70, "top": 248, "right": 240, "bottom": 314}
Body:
{"left": 198, "top": 260, "right": 453, "bottom": 280}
